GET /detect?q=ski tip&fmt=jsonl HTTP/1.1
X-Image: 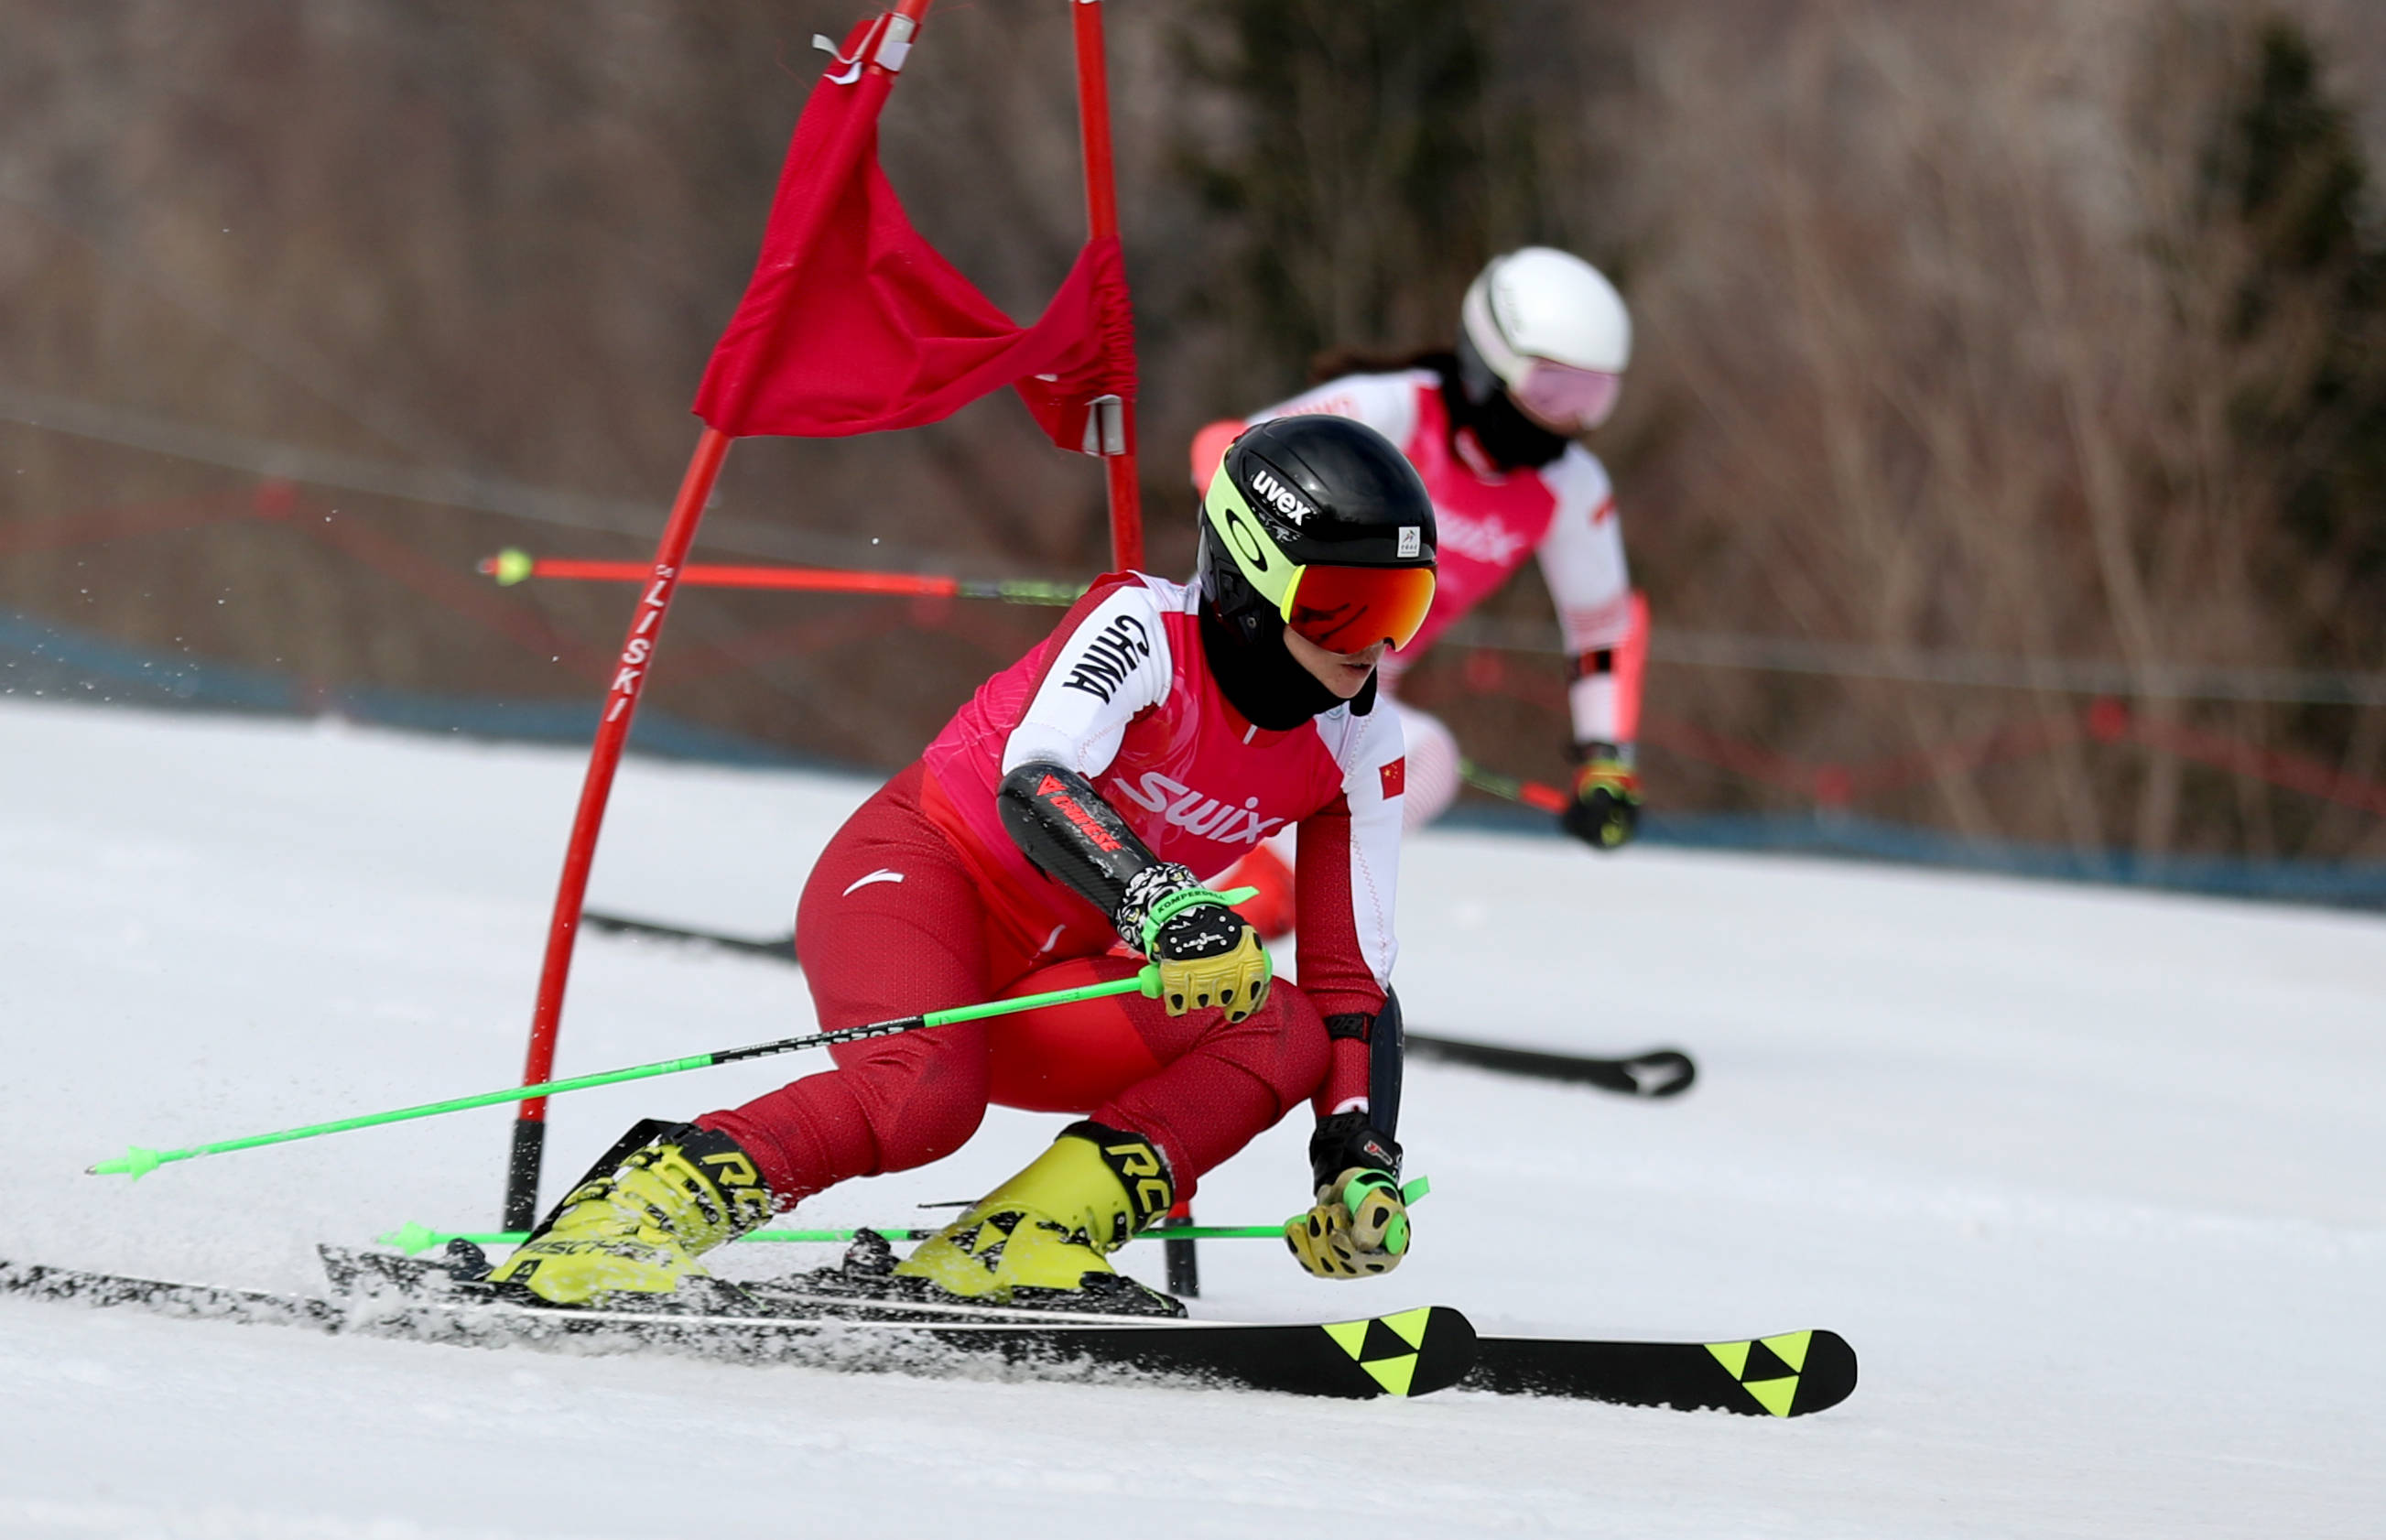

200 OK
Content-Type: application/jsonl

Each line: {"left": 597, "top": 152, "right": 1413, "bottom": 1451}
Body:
{"left": 1321, "top": 1305, "right": 1478, "bottom": 1398}
{"left": 1627, "top": 1050, "right": 1697, "bottom": 1098}
{"left": 88, "top": 1145, "right": 162, "bottom": 1180}
{"left": 1463, "top": 1326, "right": 1858, "bottom": 1415}
{"left": 1705, "top": 1328, "right": 1859, "bottom": 1416}
{"left": 1785, "top": 1328, "right": 1859, "bottom": 1415}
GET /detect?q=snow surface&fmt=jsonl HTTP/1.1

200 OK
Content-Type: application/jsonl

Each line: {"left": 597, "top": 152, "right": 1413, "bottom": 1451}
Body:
{"left": 1, "top": 699, "right": 2380, "bottom": 1539}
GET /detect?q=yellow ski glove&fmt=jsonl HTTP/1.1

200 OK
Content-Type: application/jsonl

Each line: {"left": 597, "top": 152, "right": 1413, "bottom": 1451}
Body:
{"left": 1284, "top": 1112, "right": 1410, "bottom": 1278}
{"left": 1285, "top": 1167, "right": 1410, "bottom": 1278}
{"left": 1122, "top": 869, "right": 1272, "bottom": 1021}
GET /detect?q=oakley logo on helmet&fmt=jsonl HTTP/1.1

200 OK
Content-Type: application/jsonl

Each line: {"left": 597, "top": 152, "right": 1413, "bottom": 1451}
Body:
{"left": 1248, "top": 467, "right": 1315, "bottom": 526}
{"left": 1397, "top": 526, "right": 1422, "bottom": 559}
{"left": 1219, "top": 501, "right": 1272, "bottom": 573}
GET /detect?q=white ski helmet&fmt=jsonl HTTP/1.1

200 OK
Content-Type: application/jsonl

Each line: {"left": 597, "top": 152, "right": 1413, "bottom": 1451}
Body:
{"left": 1459, "top": 247, "right": 1632, "bottom": 430}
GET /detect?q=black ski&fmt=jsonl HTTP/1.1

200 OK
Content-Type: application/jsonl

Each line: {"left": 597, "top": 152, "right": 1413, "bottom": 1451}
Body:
{"left": 3, "top": 1252, "right": 1854, "bottom": 1415}
{"left": 1404, "top": 1036, "right": 1696, "bottom": 1098}
{"left": 322, "top": 1251, "right": 1850, "bottom": 1414}
{"left": 0, "top": 1257, "right": 340, "bottom": 1329}
{"left": 332, "top": 1253, "right": 1852, "bottom": 1415}
{"left": 582, "top": 909, "right": 1697, "bottom": 1097}
{"left": 1466, "top": 1328, "right": 1858, "bottom": 1416}
{"left": 0, "top": 1252, "right": 1473, "bottom": 1401}
{"left": 318, "top": 1246, "right": 1475, "bottom": 1398}
{"left": 581, "top": 909, "right": 795, "bottom": 959}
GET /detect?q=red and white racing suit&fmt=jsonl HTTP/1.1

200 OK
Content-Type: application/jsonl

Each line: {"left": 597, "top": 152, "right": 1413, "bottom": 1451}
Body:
{"left": 1196, "top": 368, "right": 1647, "bottom": 826}
{"left": 698, "top": 573, "right": 1404, "bottom": 1206}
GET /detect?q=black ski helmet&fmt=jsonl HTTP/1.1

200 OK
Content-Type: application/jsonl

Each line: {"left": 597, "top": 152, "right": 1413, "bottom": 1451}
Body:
{"left": 1197, "top": 415, "right": 1438, "bottom": 652}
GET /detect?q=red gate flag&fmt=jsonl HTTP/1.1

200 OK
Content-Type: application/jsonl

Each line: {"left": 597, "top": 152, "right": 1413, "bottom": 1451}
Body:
{"left": 693, "top": 13, "right": 1135, "bottom": 450}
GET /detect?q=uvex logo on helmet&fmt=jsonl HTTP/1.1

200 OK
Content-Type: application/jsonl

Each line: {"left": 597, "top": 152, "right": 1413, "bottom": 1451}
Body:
{"left": 1248, "top": 466, "right": 1315, "bottom": 526}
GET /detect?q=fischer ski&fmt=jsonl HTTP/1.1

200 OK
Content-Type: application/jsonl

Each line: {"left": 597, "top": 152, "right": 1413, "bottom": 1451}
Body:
{"left": 1466, "top": 1329, "right": 1858, "bottom": 1416}
{"left": 3, "top": 1251, "right": 1854, "bottom": 1414}
{"left": 317, "top": 1245, "right": 1475, "bottom": 1399}
{"left": 0, "top": 1252, "right": 1473, "bottom": 1402}
{"left": 0, "top": 1257, "right": 339, "bottom": 1330}
{"left": 581, "top": 909, "right": 1697, "bottom": 1097}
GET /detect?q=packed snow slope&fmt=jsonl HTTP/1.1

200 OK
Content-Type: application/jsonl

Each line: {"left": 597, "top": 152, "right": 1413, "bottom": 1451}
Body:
{"left": 1, "top": 700, "right": 2379, "bottom": 1540}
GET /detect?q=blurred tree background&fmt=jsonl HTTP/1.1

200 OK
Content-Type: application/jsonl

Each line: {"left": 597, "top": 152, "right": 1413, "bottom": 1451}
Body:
{"left": 2, "top": 0, "right": 2381, "bottom": 863}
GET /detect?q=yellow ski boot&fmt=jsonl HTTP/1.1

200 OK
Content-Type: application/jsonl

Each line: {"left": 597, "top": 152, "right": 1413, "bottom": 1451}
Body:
{"left": 486, "top": 1121, "right": 773, "bottom": 1307}
{"left": 894, "top": 1120, "right": 1184, "bottom": 1317}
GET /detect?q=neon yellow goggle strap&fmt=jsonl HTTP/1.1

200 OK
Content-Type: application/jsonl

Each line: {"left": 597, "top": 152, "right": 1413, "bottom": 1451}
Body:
{"left": 1203, "top": 463, "right": 1300, "bottom": 617}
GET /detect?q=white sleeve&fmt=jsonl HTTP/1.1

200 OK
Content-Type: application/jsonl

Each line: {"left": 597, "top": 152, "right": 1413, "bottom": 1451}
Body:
{"left": 1242, "top": 373, "right": 1424, "bottom": 450}
{"left": 1534, "top": 450, "right": 1634, "bottom": 744}
{"left": 1000, "top": 585, "right": 1176, "bottom": 779}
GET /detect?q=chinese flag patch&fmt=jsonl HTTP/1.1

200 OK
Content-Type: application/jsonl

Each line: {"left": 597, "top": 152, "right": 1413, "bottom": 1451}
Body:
{"left": 1379, "top": 757, "right": 1406, "bottom": 798}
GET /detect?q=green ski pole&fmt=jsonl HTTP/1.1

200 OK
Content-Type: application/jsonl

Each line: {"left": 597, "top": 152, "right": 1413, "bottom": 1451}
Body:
{"left": 376, "top": 1179, "right": 1429, "bottom": 1255}
{"left": 90, "top": 967, "right": 1165, "bottom": 1180}
{"left": 374, "top": 1220, "right": 1291, "bottom": 1255}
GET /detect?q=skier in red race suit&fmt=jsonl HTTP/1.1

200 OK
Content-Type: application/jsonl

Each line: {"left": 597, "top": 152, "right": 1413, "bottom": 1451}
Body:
{"left": 1191, "top": 248, "right": 1646, "bottom": 935}
{"left": 488, "top": 415, "right": 1437, "bottom": 1316}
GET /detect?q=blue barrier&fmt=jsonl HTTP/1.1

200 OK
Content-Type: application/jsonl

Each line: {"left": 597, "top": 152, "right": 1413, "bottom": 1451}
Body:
{"left": 8, "top": 608, "right": 2383, "bottom": 912}
{"left": 0, "top": 608, "right": 805, "bottom": 768}
{"left": 1638, "top": 809, "right": 2386, "bottom": 909}
{"left": 1444, "top": 800, "right": 2386, "bottom": 911}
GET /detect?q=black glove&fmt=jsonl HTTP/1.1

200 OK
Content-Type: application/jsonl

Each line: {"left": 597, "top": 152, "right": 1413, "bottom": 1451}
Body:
{"left": 1284, "top": 1112, "right": 1408, "bottom": 1278}
{"left": 1560, "top": 741, "right": 1641, "bottom": 851}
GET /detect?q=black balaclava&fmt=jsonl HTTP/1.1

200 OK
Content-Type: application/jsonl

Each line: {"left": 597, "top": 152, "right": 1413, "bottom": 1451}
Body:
{"left": 1437, "top": 342, "right": 1572, "bottom": 472}
{"left": 1198, "top": 598, "right": 1376, "bottom": 732}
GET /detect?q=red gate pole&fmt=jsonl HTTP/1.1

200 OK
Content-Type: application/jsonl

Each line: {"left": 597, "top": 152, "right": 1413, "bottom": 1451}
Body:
{"left": 502, "top": 427, "right": 730, "bottom": 1229}
{"left": 500, "top": 0, "right": 940, "bottom": 1231}
{"left": 1072, "top": 0, "right": 1190, "bottom": 1290}
{"left": 1069, "top": 0, "right": 1143, "bottom": 571}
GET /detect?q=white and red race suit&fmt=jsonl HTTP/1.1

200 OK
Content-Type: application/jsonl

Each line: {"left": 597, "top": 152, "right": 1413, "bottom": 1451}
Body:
{"left": 922, "top": 571, "right": 1403, "bottom": 1006}
{"left": 1194, "top": 368, "right": 1647, "bottom": 825}
{"left": 696, "top": 572, "right": 1403, "bottom": 1205}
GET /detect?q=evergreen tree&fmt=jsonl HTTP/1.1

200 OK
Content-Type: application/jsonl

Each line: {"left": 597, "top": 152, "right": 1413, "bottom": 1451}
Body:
{"left": 1175, "top": 0, "right": 1558, "bottom": 388}
{"left": 2218, "top": 18, "right": 2386, "bottom": 667}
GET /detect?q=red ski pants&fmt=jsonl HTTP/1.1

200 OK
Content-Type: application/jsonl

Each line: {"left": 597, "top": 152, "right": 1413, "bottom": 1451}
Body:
{"left": 699, "top": 765, "right": 1328, "bottom": 1207}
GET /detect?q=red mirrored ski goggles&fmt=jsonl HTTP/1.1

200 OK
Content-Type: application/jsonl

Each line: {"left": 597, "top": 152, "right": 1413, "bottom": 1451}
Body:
{"left": 1280, "top": 563, "right": 1438, "bottom": 653}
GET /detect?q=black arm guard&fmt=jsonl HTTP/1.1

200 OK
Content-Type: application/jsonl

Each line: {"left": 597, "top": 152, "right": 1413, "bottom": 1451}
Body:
{"left": 997, "top": 761, "right": 1166, "bottom": 925}
{"left": 1308, "top": 1110, "right": 1403, "bottom": 1191}
{"left": 1369, "top": 989, "right": 1404, "bottom": 1135}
